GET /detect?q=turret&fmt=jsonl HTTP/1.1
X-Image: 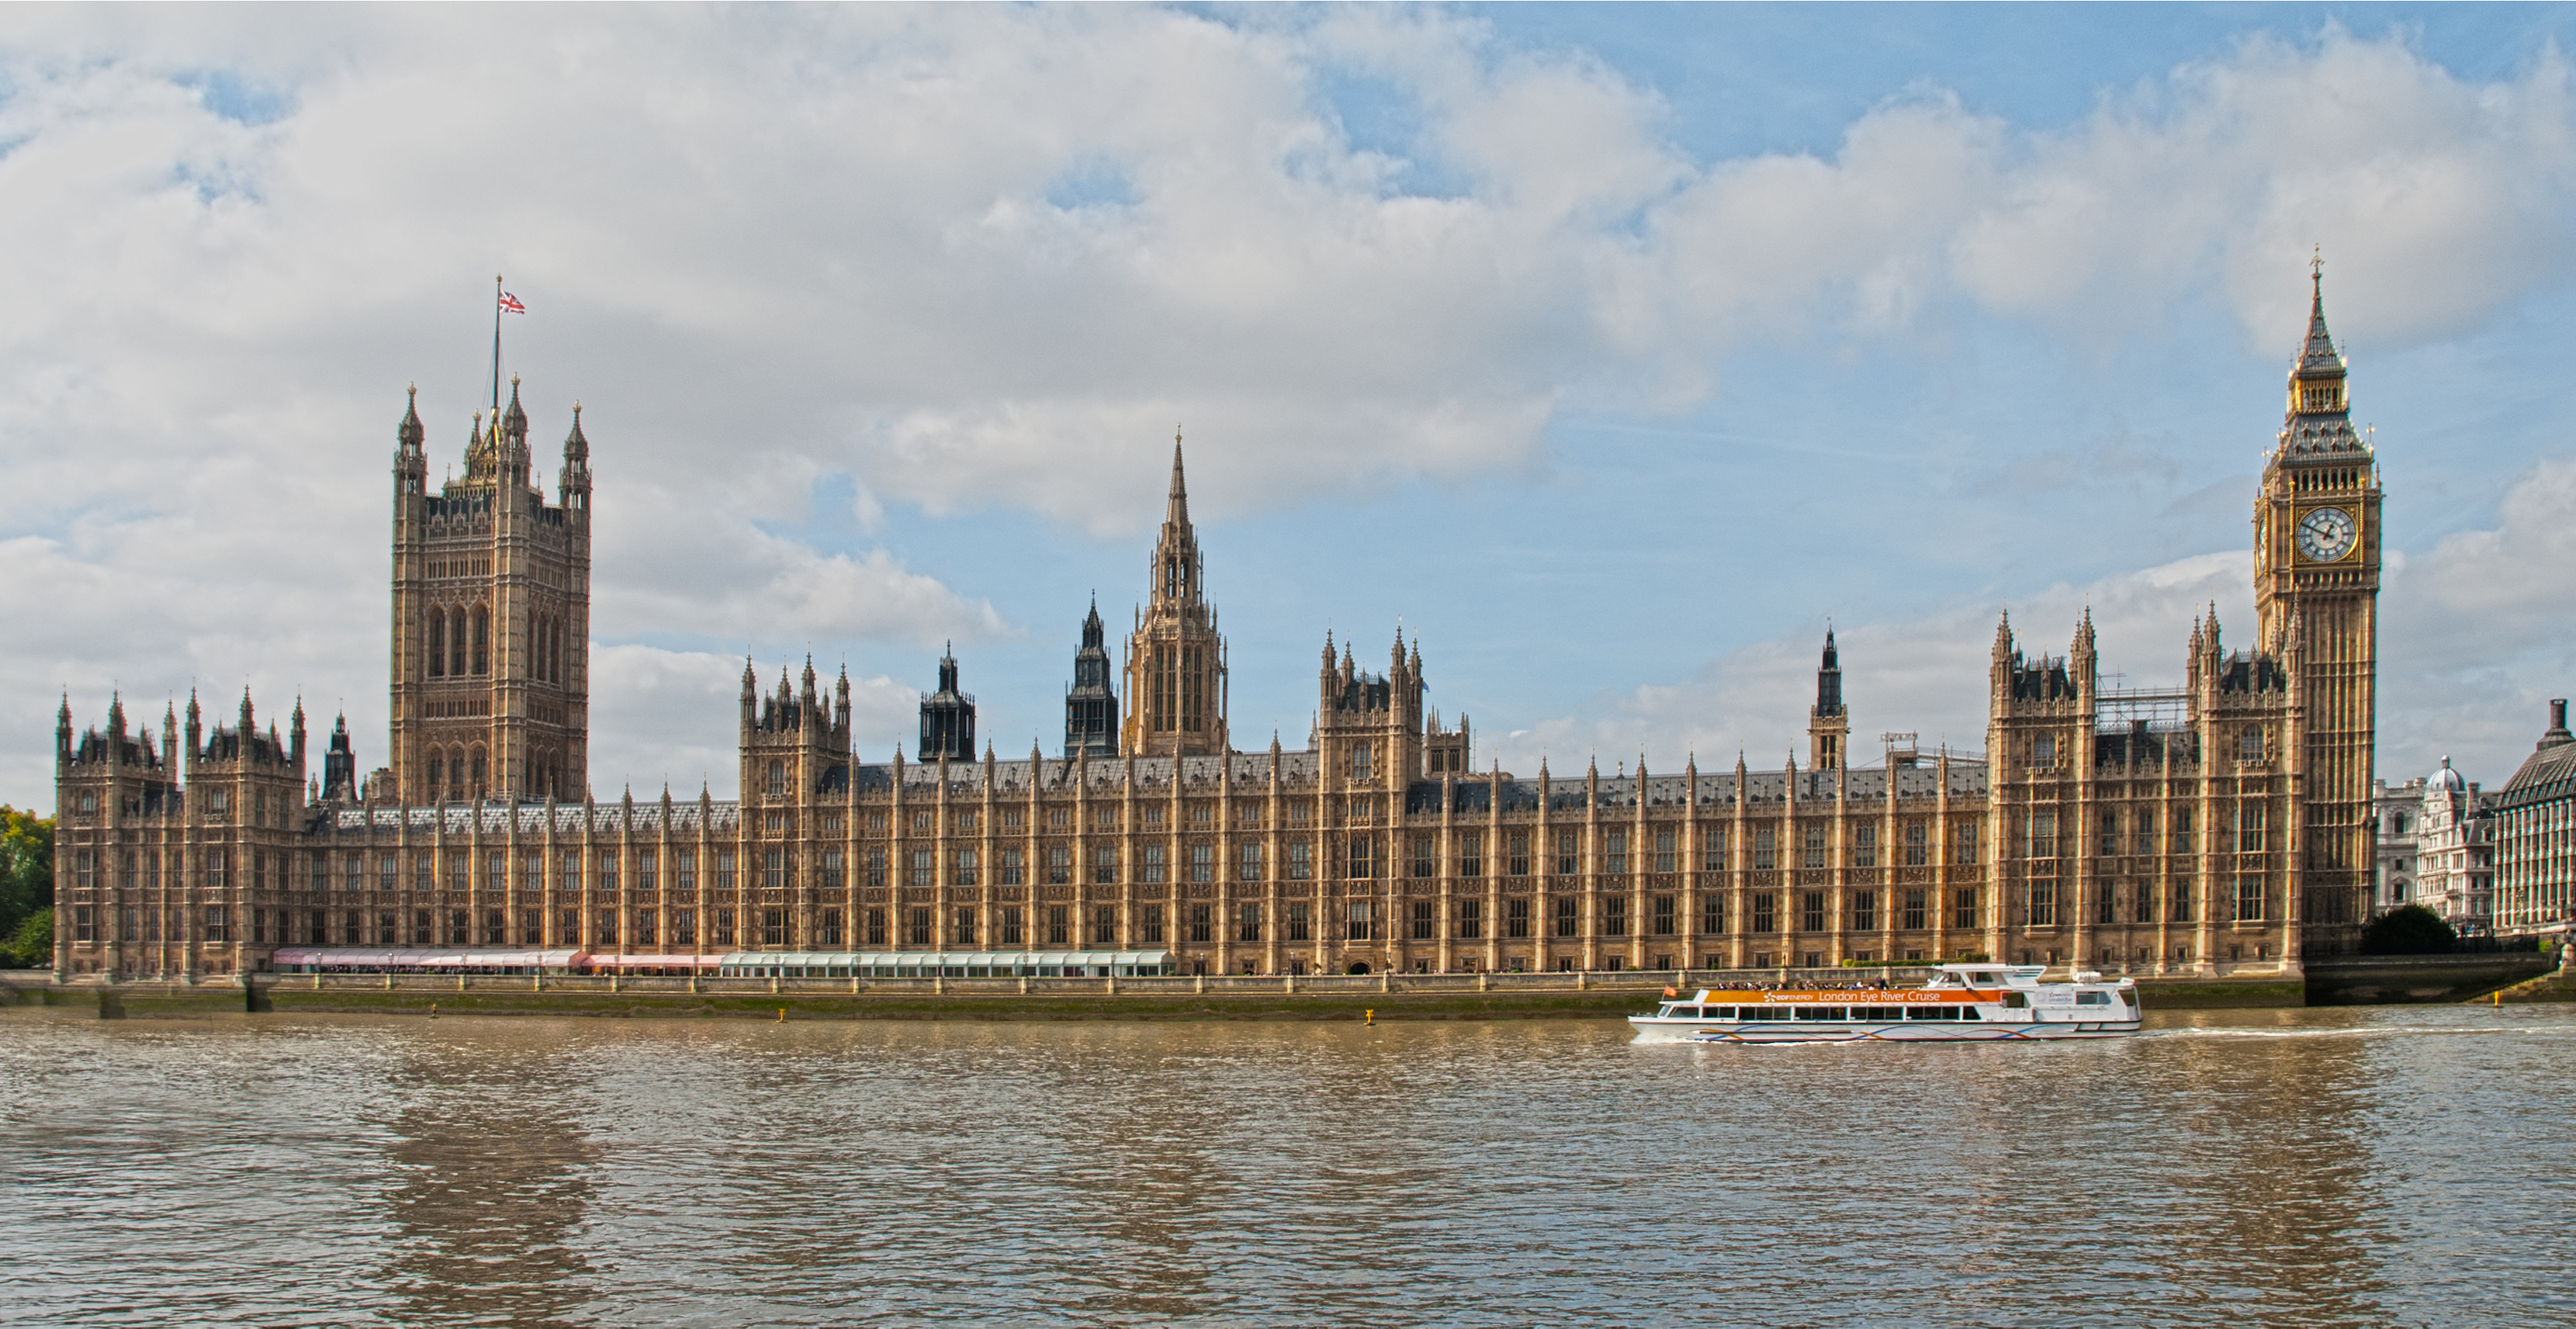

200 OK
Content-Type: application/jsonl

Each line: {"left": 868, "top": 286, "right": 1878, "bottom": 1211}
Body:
{"left": 1065, "top": 598, "right": 1120, "bottom": 759}
{"left": 560, "top": 403, "right": 591, "bottom": 515}
{"left": 497, "top": 376, "right": 531, "bottom": 487}
{"left": 1809, "top": 626, "right": 1847, "bottom": 770}
{"left": 919, "top": 644, "right": 975, "bottom": 761}
{"left": 394, "top": 385, "right": 428, "bottom": 501}
{"left": 321, "top": 712, "right": 358, "bottom": 801}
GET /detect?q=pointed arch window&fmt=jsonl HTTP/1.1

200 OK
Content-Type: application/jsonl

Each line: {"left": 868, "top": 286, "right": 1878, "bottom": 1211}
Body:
{"left": 428, "top": 611, "right": 447, "bottom": 678}
{"left": 1151, "top": 649, "right": 1177, "bottom": 732}
{"left": 473, "top": 607, "right": 490, "bottom": 676}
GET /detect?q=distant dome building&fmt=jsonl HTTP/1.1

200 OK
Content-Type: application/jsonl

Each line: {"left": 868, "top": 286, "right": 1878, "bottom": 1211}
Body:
{"left": 2415, "top": 757, "right": 2495, "bottom": 933}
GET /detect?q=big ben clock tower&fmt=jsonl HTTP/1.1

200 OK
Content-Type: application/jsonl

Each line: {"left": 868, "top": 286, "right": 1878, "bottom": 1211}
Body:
{"left": 2254, "top": 260, "right": 2381, "bottom": 943}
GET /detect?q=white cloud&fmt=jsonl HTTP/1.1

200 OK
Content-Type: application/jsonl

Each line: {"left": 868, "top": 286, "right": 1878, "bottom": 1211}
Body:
{"left": 585, "top": 647, "right": 925, "bottom": 800}
{"left": 1491, "top": 550, "right": 2254, "bottom": 777}
{"left": 2377, "top": 459, "right": 2576, "bottom": 784}
{"left": 1494, "top": 457, "right": 2576, "bottom": 792}
{"left": 1953, "top": 31, "right": 2576, "bottom": 348}
{"left": 7, "top": 13, "right": 2576, "bottom": 805}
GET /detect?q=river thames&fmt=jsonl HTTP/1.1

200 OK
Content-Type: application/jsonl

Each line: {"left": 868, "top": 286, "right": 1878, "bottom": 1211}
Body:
{"left": 4, "top": 1004, "right": 2572, "bottom": 1327}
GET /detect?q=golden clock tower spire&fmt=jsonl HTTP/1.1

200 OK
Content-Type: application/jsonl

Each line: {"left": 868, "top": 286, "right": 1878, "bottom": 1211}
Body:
{"left": 2254, "top": 258, "right": 2380, "bottom": 946}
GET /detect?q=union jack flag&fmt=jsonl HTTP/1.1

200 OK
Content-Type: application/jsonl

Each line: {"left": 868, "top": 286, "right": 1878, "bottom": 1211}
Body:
{"left": 498, "top": 291, "right": 526, "bottom": 314}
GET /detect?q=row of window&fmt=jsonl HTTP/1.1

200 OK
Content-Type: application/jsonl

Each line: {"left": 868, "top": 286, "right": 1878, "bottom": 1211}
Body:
{"left": 421, "top": 746, "right": 574, "bottom": 803}
{"left": 68, "top": 905, "right": 230, "bottom": 944}
{"left": 73, "top": 785, "right": 285, "bottom": 824}
{"left": 68, "top": 840, "right": 2270, "bottom": 929}
{"left": 2024, "top": 728, "right": 2266, "bottom": 768}
{"left": 750, "top": 763, "right": 2014, "bottom": 864}
{"left": 2019, "top": 808, "right": 2281, "bottom": 858}
{"left": 422, "top": 605, "right": 573, "bottom": 685}
{"left": 75, "top": 831, "right": 2008, "bottom": 897}
{"left": 2022, "top": 875, "right": 2266, "bottom": 925}
{"left": 71, "top": 874, "right": 2276, "bottom": 951}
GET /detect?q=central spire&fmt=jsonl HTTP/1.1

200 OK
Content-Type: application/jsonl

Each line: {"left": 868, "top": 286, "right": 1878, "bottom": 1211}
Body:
{"left": 1127, "top": 426, "right": 1227, "bottom": 757}
{"left": 1151, "top": 430, "right": 1201, "bottom": 610}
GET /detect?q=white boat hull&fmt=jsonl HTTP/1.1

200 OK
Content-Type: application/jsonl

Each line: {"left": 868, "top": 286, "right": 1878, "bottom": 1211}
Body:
{"left": 1629, "top": 1017, "right": 2141, "bottom": 1044}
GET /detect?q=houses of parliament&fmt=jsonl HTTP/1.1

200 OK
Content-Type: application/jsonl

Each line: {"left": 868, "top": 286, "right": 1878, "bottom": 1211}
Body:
{"left": 50, "top": 274, "right": 2383, "bottom": 981}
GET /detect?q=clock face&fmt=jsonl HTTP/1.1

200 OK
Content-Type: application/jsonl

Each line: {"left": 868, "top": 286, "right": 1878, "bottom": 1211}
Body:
{"left": 2296, "top": 507, "right": 2357, "bottom": 562}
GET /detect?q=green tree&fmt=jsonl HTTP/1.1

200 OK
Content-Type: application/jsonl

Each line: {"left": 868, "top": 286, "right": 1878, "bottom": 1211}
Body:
{"left": 2361, "top": 903, "right": 2457, "bottom": 956}
{"left": 2, "top": 907, "right": 51, "bottom": 969}
{"left": 0, "top": 805, "right": 52, "bottom": 948}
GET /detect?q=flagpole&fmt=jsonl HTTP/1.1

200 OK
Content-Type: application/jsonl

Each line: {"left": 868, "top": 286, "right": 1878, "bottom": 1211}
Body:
{"left": 491, "top": 273, "right": 504, "bottom": 417}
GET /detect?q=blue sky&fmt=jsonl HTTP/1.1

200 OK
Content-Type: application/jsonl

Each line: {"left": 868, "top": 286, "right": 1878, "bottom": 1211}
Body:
{"left": 4, "top": 4, "right": 2574, "bottom": 806}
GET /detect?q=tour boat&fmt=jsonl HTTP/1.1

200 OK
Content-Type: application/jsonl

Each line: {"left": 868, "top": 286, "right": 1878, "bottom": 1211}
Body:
{"left": 1629, "top": 964, "right": 2141, "bottom": 1043}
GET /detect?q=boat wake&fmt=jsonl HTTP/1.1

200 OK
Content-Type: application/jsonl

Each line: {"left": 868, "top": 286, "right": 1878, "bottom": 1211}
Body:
{"left": 2147, "top": 1024, "right": 2533, "bottom": 1040}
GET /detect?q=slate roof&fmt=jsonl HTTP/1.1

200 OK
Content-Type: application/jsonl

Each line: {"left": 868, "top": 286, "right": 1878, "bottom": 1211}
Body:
{"left": 2497, "top": 733, "right": 2576, "bottom": 812}
{"left": 1401, "top": 760, "right": 1987, "bottom": 815}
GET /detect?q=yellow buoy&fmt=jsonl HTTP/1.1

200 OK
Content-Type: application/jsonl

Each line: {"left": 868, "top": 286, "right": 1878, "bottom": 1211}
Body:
{"left": 777, "top": 1007, "right": 787, "bottom": 1023}
{"left": 1364, "top": 1009, "right": 1374, "bottom": 1026}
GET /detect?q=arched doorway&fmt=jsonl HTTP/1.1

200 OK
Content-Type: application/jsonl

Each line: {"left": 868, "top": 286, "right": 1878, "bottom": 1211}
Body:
{"left": 1346, "top": 962, "right": 1371, "bottom": 975}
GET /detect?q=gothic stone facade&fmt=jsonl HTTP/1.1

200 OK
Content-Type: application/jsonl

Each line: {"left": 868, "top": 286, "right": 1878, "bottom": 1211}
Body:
{"left": 50, "top": 279, "right": 2382, "bottom": 978}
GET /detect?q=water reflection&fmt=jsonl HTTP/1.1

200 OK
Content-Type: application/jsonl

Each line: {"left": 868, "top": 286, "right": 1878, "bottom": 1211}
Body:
{"left": 375, "top": 1037, "right": 600, "bottom": 1327}
{"left": 2, "top": 1007, "right": 2574, "bottom": 1327}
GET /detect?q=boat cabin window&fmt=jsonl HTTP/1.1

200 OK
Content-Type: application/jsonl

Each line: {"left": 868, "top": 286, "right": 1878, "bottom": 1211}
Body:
{"left": 1794, "top": 1007, "right": 1836, "bottom": 1020}
{"left": 1741, "top": 1007, "right": 1790, "bottom": 1020}
{"left": 2076, "top": 992, "right": 2110, "bottom": 1005}
{"left": 2001, "top": 992, "right": 2027, "bottom": 1008}
{"left": 1704, "top": 1007, "right": 1734, "bottom": 1019}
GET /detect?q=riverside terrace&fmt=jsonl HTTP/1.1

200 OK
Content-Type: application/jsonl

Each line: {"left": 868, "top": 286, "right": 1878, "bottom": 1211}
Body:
{"left": 5, "top": 962, "right": 2347, "bottom": 1024}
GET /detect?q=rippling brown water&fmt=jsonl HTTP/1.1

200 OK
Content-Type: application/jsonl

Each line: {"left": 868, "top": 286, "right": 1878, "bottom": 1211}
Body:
{"left": 4, "top": 1005, "right": 2573, "bottom": 1327}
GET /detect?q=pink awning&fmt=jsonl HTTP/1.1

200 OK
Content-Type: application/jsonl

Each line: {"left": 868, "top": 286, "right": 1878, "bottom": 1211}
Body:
{"left": 583, "top": 953, "right": 727, "bottom": 971}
